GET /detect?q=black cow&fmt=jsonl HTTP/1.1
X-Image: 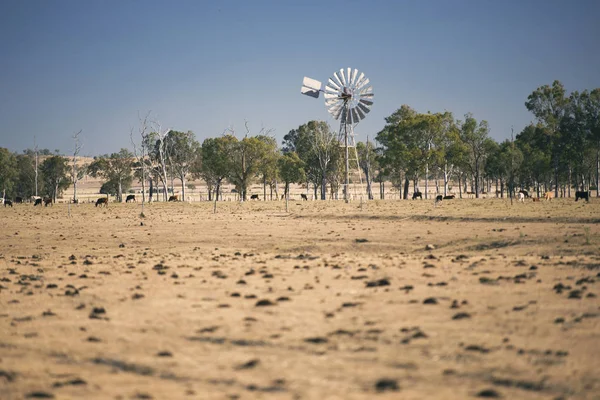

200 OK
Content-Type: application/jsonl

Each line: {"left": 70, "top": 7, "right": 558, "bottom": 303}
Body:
{"left": 435, "top": 195, "right": 443, "bottom": 202}
{"left": 168, "top": 195, "right": 178, "bottom": 202}
{"left": 43, "top": 198, "right": 52, "bottom": 206}
{"left": 443, "top": 194, "right": 455, "bottom": 200}
{"left": 4, "top": 199, "right": 13, "bottom": 207}
{"left": 412, "top": 192, "right": 422, "bottom": 200}
{"left": 34, "top": 198, "right": 43, "bottom": 206}
{"left": 300, "top": 194, "right": 308, "bottom": 201}
{"left": 126, "top": 194, "right": 136, "bottom": 203}
{"left": 518, "top": 189, "right": 530, "bottom": 198}
{"left": 575, "top": 191, "right": 590, "bottom": 202}
{"left": 250, "top": 194, "right": 259, "bottom": 200}
{"left": 14, "top": 197, "right": 23, "bottom": 204}
{"left": 95, "top": 198, "right": 108, "bottom": 207}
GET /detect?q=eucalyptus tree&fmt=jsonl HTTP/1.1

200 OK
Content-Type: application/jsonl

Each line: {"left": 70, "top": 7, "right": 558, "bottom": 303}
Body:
{"left": 278, "top": 151, "right": 306, "bottom": 199}
{"left": 0, "top": 148, "right": 17, "bottom": 200}
{"left": 525, "top": 80, "right": 570, "bottom": 197}
{"left": 196, "top": 136, "right": 236, "bottom": 201}
{"left": 376, "top": 105, "right": 429, "bottom": 199}
{"left": 515, "top": 124, "right": 552, "bottom": 196}
{"left": 255, "top": 135, "right": 280, "bottom": 200}
{"left": 228, "top": 135, "right": 265, "bottom": 201}
{"left": 14, "top": 153, "right": 36, "bottom": 198}
{"left": 165, "top": 130, "right": 201, "bottom": 201}
{"left": 88, "top": 149, "right": 134, "bottom": 202}
{"left": 131, "top": 111, "right": 153, "bottom": 206}
{"left": 283, "top": 121, "right": 340, "bottom": 200}
{"left": 39, "top": 155, "right": 70, "bottom": 203}
{"left": 356, "top": 140, "right": 379, "bottom": 200}
{"left": 581, "top": 88, "right": 600, "bottom": 194}
{"left": 458, "top": 113, "right": 491, "bottom": 198}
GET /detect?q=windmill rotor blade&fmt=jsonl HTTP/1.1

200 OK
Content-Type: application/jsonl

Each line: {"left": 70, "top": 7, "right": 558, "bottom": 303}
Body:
{"left": 340, "top": 68, "right": 348, "bottom": 86}
{"left": 327, "top": 78, "right": 341, "bottom": 91}
{"left": 357, "top": 102, "right": 371, "bottom": 115}
{"left": 333, "top": 72, "right": 343, "bottom": 88}
{"left": 359, "top": 98, "right": 374, "bottom": 106}
{"left": 346, "top": 68, "right": 352, "bottom": 86}
{"left": 356, "top": 78, "right": 370, "bottom": 90}
{"left": 355, "top": 106, "right": 366, "bottom": 120}
{"left": 350, "top": 69, "right": 358, "bottom": 86}
{"left": 351, "top": 108, "right": 360, "bottom": 124}
{"left": 355, "top": 73, "right": 367, "bottom": 89}
{"left": 324, "top": 92, "right": 340, "bottom": 100}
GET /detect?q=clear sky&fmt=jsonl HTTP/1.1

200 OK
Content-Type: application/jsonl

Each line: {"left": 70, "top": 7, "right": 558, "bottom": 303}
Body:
{"left": 1, "top": 0, "right": 599, "bottom": 156}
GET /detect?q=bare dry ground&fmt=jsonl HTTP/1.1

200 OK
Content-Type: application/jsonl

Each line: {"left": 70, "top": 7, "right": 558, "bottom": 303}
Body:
{"left": 1, "top": 198, "right": 599, "bottom": 400}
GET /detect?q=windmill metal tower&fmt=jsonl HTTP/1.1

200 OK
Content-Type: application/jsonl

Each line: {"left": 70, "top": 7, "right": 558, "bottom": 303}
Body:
{"left": 301, "top": 68, "right": 374, "bottom": 202}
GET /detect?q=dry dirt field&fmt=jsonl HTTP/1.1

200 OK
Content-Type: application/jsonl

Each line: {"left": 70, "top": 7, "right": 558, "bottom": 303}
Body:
{"left": 1, "top": 198, "right": 599, "bottom": 400}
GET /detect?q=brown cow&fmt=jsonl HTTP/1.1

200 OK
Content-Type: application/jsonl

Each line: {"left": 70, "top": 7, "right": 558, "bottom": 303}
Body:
{"left": 43, "top": 198, "right": 52, "bottom": 206}
{"left": 168, "top": 195, "right": 178, "bottom": 202}
{"left": 544, "top": 192, "right": 554, "bottom": 201}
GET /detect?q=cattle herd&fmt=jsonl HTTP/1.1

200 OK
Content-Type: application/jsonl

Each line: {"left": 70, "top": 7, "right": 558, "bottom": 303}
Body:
{"left": 0, "top": 189, "right": 594, "bottom": 208}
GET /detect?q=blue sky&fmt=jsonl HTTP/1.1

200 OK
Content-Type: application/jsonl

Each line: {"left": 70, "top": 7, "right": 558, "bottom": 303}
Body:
{"left": 1, "top": 0, "right": 598, "bottom": 156}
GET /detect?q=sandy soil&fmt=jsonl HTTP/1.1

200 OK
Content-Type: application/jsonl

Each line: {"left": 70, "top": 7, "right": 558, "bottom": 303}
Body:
{"left": 1, "top": 198, "right": 599, "bottom": 400}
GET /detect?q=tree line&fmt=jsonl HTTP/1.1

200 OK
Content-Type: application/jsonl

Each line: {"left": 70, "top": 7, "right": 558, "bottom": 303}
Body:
{"left": 0, "top": 80, "right": 598, "bottom": 203}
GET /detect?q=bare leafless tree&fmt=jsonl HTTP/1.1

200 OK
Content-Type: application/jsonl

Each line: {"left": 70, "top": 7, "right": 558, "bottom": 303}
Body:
{"left": 71, "top": 130, "right": 84, "bottom": 203}
{"left": 131, "top": 111, "right": 153, "bottom": 213}
{"left": 152, "top": 119, "right": 171, "bottom": 201}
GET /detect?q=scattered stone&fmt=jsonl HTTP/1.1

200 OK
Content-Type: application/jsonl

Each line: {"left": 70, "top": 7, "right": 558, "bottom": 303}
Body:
{"left": 156, "top": 351, "right": 173, "bottom": 357}
{"left": 476, "top": 388, "right": 501, "bottom": 398}
{"left": 235, "top": 359, "right": 260, "bottom": 370}
{"left": 25, "top": 392, "right": 55, "bottom": 398}
{"left": 374, "top": 378, "right": 399, "bottom": 392}
{"left": 423, "top": 297, "right": 438, "bottom": 305}
{"left": 366, "top": 278, "right": 390, "bottom": 287}
{"left": 255, "top": 299, "right": 275, "bottom": 307}
{"left": 425, "top": 244, "right": 435, "bottom": 250}
{"left": 304, "top": 337, "right": 328, "bottom": 344}
{"left": 452, "top": 312, "right": 471, "bottom": 320}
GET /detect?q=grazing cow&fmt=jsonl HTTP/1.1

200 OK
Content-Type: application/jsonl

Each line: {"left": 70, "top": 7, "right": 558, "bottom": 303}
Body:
{"left": 517, "top": 192, "right": 525, "bottom": 202}
{"left": 43, "top": 198, "right": 52, "bottom": 206}
{"left": 466, "top": 191, "right": 475, "bottom": 198}
{"left": 95, "top": 198, "right": 108, "bottom": 207}
{"left": 15, "top": 197, "right": 23, "bottom": 204}
{"left": 436, "top": 194, "right": 443, "bottom": 202}
{"left": 443, "top": 194, "right": 455, "bottom": 200}
{"left": 300, "top": 193, "right": 308, "bottom": 201}
{"left": 4, "top": 199, "right": 13, "bottom": 207}
{"left": 168, "top": 195, "right": 178, "bottom": 202}
{"left": 34, "top": 198, "right": 43, "bottom": 206}
{"left": 250, "top": 194, "right": 259, "bottom": 200}
{"left": 544, "top": 191, "right": 554, "bottom": 201}
{"left": 575, "top": 191, "right": 590, "bottom": 202}
{"left": 518, "top": 189, "right": 530, "bottom": 198}
{"left": 126, "top": 194, "right": 136, "bottom": 203}
{"left": 412, "top": 192, "right": 422, "bottom": 200}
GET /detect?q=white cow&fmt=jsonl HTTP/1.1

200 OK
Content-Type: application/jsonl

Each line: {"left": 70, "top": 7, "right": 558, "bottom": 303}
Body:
{"left": 517, "top": 192, "right": 525, "bottom": 202}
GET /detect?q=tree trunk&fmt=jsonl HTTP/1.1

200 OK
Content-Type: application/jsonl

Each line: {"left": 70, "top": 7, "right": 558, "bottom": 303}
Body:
{"left": 403, "top": 177, "right": 409, "bottom": 200}
{"left": 118, "top": 180, "right": 122, "bottom": 202}
{"left": 263, "top": 176, "right": 267, "bottom": 201}
{"left": 596, "top": 147, "right": 599, "bottom": 197}
{"left": 425, "top": 163, "right": 429, "bottom": 200}
{"left": 320, "top": 172, "right": 327, "bottom": 200}
{"left": 181, "top": 175, "right": 186, "bottom": 202}
{"left": 149, "top": 178, "right": 153, "bottom": 202}
{"left": 458, "top": 174, "right": 463, "bottom": 199}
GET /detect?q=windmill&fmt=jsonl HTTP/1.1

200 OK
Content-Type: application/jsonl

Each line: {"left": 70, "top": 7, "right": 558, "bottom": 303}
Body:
{"left": 301, "top": 68, "right": 374, "bottom": 201}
